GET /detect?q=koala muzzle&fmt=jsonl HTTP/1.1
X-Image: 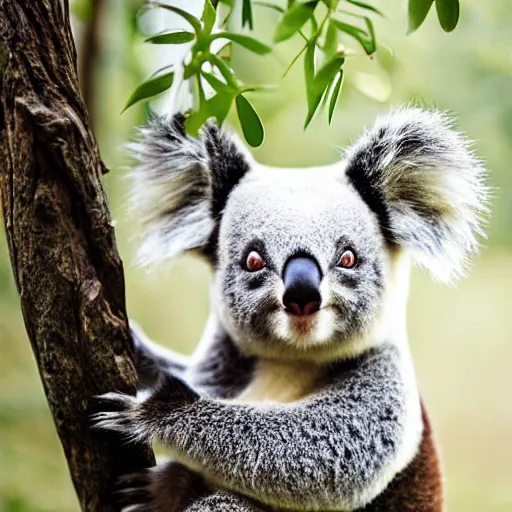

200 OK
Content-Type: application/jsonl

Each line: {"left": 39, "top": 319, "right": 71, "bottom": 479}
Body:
{"left": 282, "top": 256, "right": 322, "bottom": 316}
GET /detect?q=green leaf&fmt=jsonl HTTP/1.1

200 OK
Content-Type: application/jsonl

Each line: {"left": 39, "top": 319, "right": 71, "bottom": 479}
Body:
{"left": 236, "top": 95, "right": 265, "bottom": 147}
{"left": 328, "top": 70, "right": 344, "bottom": 124}
{"left": 274, "top": 1, "right": 318, "bottom": 43}
{"left": 185, "top": 109, "right": 210, "bottom": 137}
{"left": 242, "top": 0, "right": 254, "bottom": 29}
{"left": 346, "top": 0, "right": 384, "bottom": 16}
{"left": 186, "top": 89, "right": 236, "bottom": 136}
{"left": 255, "top": 2, "right": 309, "bottom": 42}
{"left": 304, "top": 55, "right": 344, "bottom": 128}
{"left": 208, "top": 91, "right": 236, "bottom": 125}
{"left": 123, "top": 71, "right": 174, "bottom": 112}
{"left": 332, "top": 20, "right": 375, "bottom": 55}
{"left": 364, "top": 17, "right": 377, "bottom": 54}
{"left": 408, "top": 0, "right": 434, "bottom": 33}
{"left": 208, "top": 53, "right": 239, "bottom": 89}
{"left": 202, "top": 0, "right": 216, "bottom": 35}
{"left": 304, "top": 42, "right": 316, "bottom": 111}
{"left": 323, "top": 19, "right": 338, "bottom": 57}
{"left": 435, "top": 0, "right": 459, "bottom": 32}
{"left": 254, "top": 1, "right": 285, "bottom": 14}
{"left": 201, "top": 71, "right": 229, "bottom": 93}
{"left": 150, "top": 2, "right": 202, "bottom": 35}
{"left": 239, "top": 84, "right": 275, "bottom": 93}
{"left": 144, "top": 31, "right": 195, "bottom": 45}
{"left": 211, "top": 33, "right": 272, "bottom": 55}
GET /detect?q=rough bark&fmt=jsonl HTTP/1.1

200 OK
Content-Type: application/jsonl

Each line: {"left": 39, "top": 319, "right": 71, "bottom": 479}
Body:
{"left": 0, "top": 1, "right": 155, "bottom": 510}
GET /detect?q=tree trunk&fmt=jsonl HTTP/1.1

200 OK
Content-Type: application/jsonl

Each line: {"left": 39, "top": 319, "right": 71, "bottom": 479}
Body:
{"left": 0, "top": 1, "right": 155, "bottom": 510}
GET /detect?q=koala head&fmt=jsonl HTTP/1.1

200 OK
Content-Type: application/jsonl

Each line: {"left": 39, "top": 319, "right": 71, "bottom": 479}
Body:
{"left": 129, "top": 109, "right": 488, "bottom": 361}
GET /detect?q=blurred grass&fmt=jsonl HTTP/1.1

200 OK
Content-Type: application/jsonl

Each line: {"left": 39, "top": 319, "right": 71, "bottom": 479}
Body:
{"left": 1, "top": 0, "right": 512, "bottom": 510}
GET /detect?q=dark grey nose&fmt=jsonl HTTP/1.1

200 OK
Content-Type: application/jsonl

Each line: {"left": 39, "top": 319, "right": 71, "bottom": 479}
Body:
{"left": 282, "top": 256, "right": 322, "bottom": 316}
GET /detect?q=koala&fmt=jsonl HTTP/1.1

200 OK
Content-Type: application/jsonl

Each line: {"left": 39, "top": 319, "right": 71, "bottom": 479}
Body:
{"left": 94, "top": 108, "right": 488, "bottom": 511}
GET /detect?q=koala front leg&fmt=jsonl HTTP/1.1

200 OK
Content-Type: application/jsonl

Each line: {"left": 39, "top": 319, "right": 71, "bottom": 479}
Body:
{"left": 95, "top": 345, "right": 413, "bottom": 511}
{"left": 130, "top": 320, "right": 191, "bottom": 388}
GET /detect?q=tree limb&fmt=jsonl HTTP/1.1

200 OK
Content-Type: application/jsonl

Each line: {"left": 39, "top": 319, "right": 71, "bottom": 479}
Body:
{"left": 0, "top": 0, "right": 155, "bottom": 510}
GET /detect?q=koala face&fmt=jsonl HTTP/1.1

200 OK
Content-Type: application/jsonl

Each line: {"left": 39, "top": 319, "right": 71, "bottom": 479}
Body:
{"left": 130, "top": 109, "right": 488, "bottom": 360}
{"left": 214, "top": 167, "right": 387, "bottom": 358}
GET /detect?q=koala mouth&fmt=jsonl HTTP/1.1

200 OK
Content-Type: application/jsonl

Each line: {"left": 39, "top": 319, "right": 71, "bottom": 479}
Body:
{"left": 286, "top": 308, "right": 319, "bottom": 335}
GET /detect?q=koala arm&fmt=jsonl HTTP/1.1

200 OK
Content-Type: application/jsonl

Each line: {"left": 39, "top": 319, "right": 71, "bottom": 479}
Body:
{"left": 130, "top": 320, "right": 191, "bottom": 388}
{"left": 95, "top": 344, "right": 418, "bottom": 511}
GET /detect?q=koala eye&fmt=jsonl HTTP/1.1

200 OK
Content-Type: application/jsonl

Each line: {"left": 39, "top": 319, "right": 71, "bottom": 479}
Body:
{"left": 245, "top": 251, "right": 265, "bottom": 272}
{"left": 337, "top": 249, "right": 357, "bottom": 269}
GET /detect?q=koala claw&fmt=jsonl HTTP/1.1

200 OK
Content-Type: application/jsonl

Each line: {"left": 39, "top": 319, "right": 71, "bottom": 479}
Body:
{"left": 91, "top": 392, "right": 148, "bottom": 443}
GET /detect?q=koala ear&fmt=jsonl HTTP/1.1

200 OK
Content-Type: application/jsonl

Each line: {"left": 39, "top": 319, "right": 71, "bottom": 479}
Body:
{"left": 128, "top": 114, "right": 250, "bottom": 264}
{"left": 344, "top": 108, "right": 490, "bottom": 282}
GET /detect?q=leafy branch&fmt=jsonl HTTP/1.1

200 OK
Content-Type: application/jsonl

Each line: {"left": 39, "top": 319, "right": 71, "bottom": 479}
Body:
{"left": 123, "top": 0, "right": 461, "bottom": 147}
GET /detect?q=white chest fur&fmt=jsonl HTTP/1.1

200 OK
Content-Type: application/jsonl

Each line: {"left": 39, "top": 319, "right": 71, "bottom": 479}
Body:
{"left": 232, "top": 359, "right": 323, "bottom": 404}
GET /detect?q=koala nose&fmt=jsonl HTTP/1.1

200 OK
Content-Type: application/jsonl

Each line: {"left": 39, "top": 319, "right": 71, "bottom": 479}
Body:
{"left": 282, "top": 256, "right": 322, "bottom": 316}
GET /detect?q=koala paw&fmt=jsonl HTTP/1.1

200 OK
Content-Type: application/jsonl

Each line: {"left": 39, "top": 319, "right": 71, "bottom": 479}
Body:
{"left": 92, "top": 392, "right": 149, "bottom": 443}
{"left": 115, "top": 462, "right": 205, "bottom": 512}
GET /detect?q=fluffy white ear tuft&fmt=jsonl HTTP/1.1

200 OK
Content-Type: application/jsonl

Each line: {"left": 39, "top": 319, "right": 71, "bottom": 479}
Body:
{"left": 344, "top": 107, "right": 490, "bottom": 283}
{"left": 127, "top": 114, "right": 250, "bottom": 265}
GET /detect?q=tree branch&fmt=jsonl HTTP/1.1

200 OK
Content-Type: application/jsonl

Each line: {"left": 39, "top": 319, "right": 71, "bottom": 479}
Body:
{"left": 0, "top": 0, "right": 155, "bottom": 510}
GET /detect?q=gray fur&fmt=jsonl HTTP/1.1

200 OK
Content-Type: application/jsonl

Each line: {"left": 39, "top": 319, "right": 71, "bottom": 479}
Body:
{"left": 128, "top": 114, "right": 250, "bottom": 265}
{"left": 93, "top": 107, "right": 489, "bottom": 511}
{"left": 184, "top": 491, "right": 266, "bottom": 511}
{"left": 94, "top": 344, "right": 406, "bottom": 511}
{"left": 213, "top": 167, "right": 386, "bottom": 361}
{"left": 344, "top": 107, "right": 489, "bottom": 282}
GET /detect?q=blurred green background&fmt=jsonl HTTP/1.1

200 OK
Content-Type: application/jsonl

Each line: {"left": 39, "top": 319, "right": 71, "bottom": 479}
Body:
{"left": 1, "top": 0, "right": 511, "bottom": 510}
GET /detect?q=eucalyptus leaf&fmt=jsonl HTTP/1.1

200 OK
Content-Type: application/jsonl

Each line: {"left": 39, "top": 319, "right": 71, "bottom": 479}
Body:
{"left": 236, "top": 95, "right": 265, "bottom": 147}
{"left": 123, "top": 71, "right": 174, "bottom": 112}
{"left": 254, "top": 1, "right": 285, "bottom": 14}
{"left": 201, "top": 71, "right": 229, "bottom": 93}
{"left": 346, "top": 0, "right": 384, "bottom": 17}
{"left": 211, "top": 33, "right": 272, "bottom": 55}
{"left": 328, "top": 70, "right": 344, "bottom": 124}
{"left": 364, "top": 17, "right": 377, "bottom": 53}
{"left": 323, "top": 19, "right": 338, "bottom": 57}
{"left": 255, "top": 1, "right": 309, "bottom": 41}
{"left": 150, "top": 2, "right": 202, "bottom": 35}
{"left": 435, "top": 0, "right": 459, "bottom": 32}
{"left": 274, "top": 1, "right": 318, "bottom": 43}
{"left": 202, "top": 0, "right": 217, "bottom": 35}
{"left": 208, "top": 53, "right": 239, "bottom": 88}
{"left": 408, "top": 0, "right": 434, "bottom": 33}
{"left": 333, "top": 20, "right": 375, "bottom": 55}
{"left": 185, "top": 110, "right": 210, "bottom": 137}
{"left": 145, "top": 31, "right": 195, "bottom": 45}
{"left": 304, "top": 42, "right": 316, "bottom": 111}
{"left": 242, "top": 0, "right": 254, "bottom": 29}
{"left": 240, "top": 84, "right": 275, "bottom": 93}
{"left": 208, "top": 91, "right": 236, "bottom": 126}
{"left": 304, "top": 55, "right": 344, "bottom": 128}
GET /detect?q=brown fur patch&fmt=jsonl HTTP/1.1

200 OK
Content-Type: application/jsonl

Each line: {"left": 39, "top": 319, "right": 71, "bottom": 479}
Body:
{"left": 358, "top": 401, "right": 443, "bottom": 512}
